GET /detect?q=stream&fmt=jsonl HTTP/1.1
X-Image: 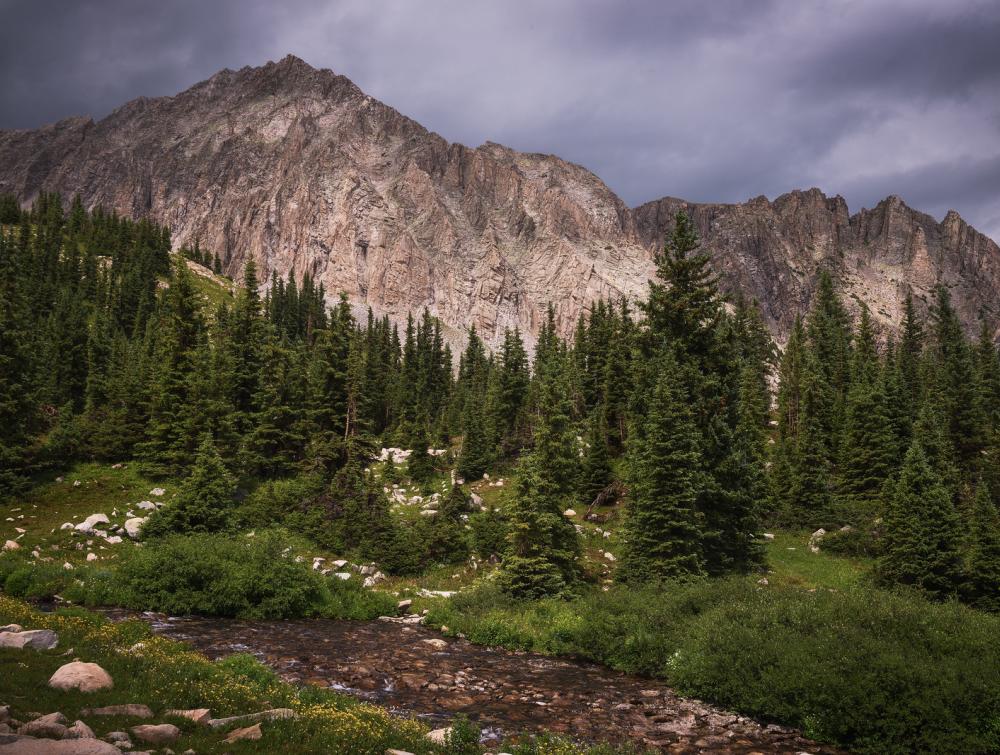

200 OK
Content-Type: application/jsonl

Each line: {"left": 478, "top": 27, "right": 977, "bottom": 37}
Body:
{"left": 108, "top": 611, "right": 840, "bottom": 754}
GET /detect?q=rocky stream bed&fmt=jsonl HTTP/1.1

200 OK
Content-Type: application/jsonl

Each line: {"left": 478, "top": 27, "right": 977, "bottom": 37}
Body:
{"left": 105, "top": 611, "right": 841, "bottom": 754}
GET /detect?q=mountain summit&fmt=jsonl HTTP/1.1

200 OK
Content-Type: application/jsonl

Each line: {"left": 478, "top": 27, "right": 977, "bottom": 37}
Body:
{"left": 1, "top": 56, "right": 997, "bottom": 345}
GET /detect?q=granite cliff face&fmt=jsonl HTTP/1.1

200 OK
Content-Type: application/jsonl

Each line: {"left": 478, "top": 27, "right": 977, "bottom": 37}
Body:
{"left": 1, "top": 55, "right": 997, "bottom": 346}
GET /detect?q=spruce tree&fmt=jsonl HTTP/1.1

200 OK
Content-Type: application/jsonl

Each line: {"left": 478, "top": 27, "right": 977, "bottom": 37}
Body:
{"left": 878, "top": 440, "right": 964, "bottom": 599}
{"left": 407, "top": 419, "right": 434, "bottom": 486}
{"left": 580, "top": 409, "right": 614, "bottom": 507}
{"left": 499, "top": 454, "right": 580, "bottom": 598}
{"left": 618, "top": 353, "right": 704, "bottom": 582}
{"left": 142, "top": 434, "right": 236, "bottom": 537}
{"left": 964, "top": 483, "right": 1000, "bottom": 612}
{"left": 457, "top": 398, "right": 490, "bottom": 481}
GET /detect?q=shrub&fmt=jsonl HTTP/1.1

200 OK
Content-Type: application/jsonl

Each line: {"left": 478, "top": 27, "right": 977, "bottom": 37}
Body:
{"left": 89, "top": 530, "right": 329, "bottom": 618}
{"left": 820, "top": 525, "right": 879, "bottom": 557}
{"left": 671, "top": 584, "right": 1000, "bottom": 754}
{"left": 434, "top": 578, "right": 1000, "bottom": 754}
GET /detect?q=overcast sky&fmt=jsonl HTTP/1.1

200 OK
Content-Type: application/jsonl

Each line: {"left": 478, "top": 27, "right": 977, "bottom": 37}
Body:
{"left": 1, "top": 0, "right": 998, "bottom": 241}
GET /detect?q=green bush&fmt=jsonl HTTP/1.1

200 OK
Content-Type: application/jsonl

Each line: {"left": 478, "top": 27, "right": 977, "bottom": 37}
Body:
{"left": 670, "top": 584, "right": 1000, "bottom": 754}
{"left": 433, "top": 578, "right": 1000, "bottom": 754}
{"left": 74, "top": 529, "right": 396, "bottom": 620}
{"left": 820, "top": 525, "right": 879, "bottom": 557}
{"left": 2, "top": 561, "right": 72, "bottom": 600}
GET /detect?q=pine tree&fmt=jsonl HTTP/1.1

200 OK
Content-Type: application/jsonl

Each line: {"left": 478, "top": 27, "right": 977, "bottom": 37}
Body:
{"left": 142, "top": 434, "right": 236, "bottom": 537}
{"left": 407, "top": 419, "right": 434, "bottom": 486}
{"left": 457, "top": 398, "right": 490, "bottom": 481}
{"left": 931, "top": 285, "right": 984, "bottom": 471}
{"left": 964, "top": 483, "right": 1000, "bottom": 612}
{"left": 0, "top": 229, "right": 36, "bottom": 496}
{"left": 532, "top": 354, "right": 582, "bottom": 499}
{"left": 499, "top": 454, "right": 580, "bottom": 598}
{"left": 139, "top": 258, "right": 205, "bottom": 476}
{"left": 878, "top": 440, "right": 964, "bottom": 599}
{"left": 837, "top": 311, "right": 897, "bottom": 515}
{"left": 580, "top": 409, "right": 614, "bottom": 507}
{"left": 618, "top": 353, "right": 704, "bottom": 582}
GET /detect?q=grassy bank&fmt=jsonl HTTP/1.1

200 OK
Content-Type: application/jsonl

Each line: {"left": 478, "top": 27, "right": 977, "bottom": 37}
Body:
{"left": 0, "top": 596, "right": 643, "bottom": 754}
{"left": 425, "top": 576, "right": 1000, "bottom": 754}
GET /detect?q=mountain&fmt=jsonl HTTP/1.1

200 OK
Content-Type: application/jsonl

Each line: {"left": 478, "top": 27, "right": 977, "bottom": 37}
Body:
{"left": 1, "top": 55, "right": 997, "bottom": 346}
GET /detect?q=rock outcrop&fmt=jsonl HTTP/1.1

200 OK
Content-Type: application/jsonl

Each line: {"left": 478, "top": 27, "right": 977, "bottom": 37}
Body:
{"left": 1, "top": 55, "right": 997, "bottom": 346}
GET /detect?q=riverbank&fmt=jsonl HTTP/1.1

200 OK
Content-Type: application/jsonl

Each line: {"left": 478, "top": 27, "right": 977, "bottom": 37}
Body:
{"left": 102, "top": 608, "right": 837, "bottom": 754}
{"left": 0, "top": 595, "right": 649, "bottom": 754}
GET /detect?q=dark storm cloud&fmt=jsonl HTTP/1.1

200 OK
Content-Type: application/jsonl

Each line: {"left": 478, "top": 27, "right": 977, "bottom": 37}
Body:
{"left": 1, "top": 0, "right": 998, "bottom": 241}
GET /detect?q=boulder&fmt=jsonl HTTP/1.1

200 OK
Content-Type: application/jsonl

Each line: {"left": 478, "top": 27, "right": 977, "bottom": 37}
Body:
{"left": 74, "top": 515, "right": 109, "bottom": 535}
{"left": 123, "top": 518, "right": 146, "bottom": 539}
{"left": 65, "top": 721, "right": 96, "bottom": 739}
{"left": 0, "top": 738, "right": 120, "bottom": 753}
{"left": 19, "top": 712, "right": 68, "bottom": 739}
{"left": 81, "top": 705, "right": 152, "bottom": 719}
{"left": 426, "top": 727, "right": 452, "bottom": 744}
{"left": 2, "top": 540, "right": 19, "bottom": 552}
{"left": 223, "top": 722, "right": 262, "bottom": 743}
{"left": 0, "top": 629, "right": 59, "bottom": 650}
{"left": 130, "top": 724, "right": 180, "bottom": 745}
{"left": 808, "top": 528, "right": 827, "bottom": 553}
{"left": 206, "top": 708, "right": 296, "bottom": 730}
{"left": 136, "top": 501, "right": 157, "bottom": 511}
{"left": 164, "top": 708, "right": 210, "bottom": 725}
{"left": 48, "top": 662, "right": 114, "bottom": 692}
{"left": 397, "top": 599, "right": 412, "bottom": 613}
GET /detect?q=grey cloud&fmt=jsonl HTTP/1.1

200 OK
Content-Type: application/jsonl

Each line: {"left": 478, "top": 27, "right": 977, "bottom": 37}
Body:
{"left": 0, "top": 0, "right": 997, "bottom": 242}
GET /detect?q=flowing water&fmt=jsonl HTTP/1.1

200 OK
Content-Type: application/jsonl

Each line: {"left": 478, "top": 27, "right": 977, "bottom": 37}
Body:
{"left": 108, "top": 611, "right": 839, "bottom": 753}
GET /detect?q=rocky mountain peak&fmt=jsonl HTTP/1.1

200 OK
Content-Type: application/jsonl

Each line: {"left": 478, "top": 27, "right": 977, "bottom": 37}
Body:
{"left": 0, "top": 57, "right": 997, "bottom": 347}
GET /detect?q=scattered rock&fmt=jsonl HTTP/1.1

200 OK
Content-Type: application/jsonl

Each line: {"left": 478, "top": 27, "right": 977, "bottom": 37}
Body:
{"left": 66, "top": 720, "right": 96, "bottom": 739}
{"left": 164, "top": 709, "right": 210, "bottom": 725}
{"left": 808, "top": 528, "right": 827, "bottom": 553}
{"left": 426, "top": 727, "right": 452, "bottom": 744}
{"left": 2, "top": 540, "right": 19, "bottom": 552}
{"left": 122, "top": 518, "right": 146, "bottom": 539}
{"left": 397, "top": 599, "right": 412, "bottom": 613}
{"left": 0, "top": 629, "right": 59, "bottom": 650}
{"left": 762, "top": 533, "right": 775, "bottom": 540}
{"left": 48, "top": 661, "right": 114, "bottom": 692}
{"left": 603, "top": 551, "right": 616, "bottom": 562}
{"left": 206, "top": 708, "right": 296, "bottom": 730}
{"left": 333, "top": 572, "right": 352, "bottom": 580}
{"left": 135, "top": 501, "right": 157, "bottom": 511}
{"left": 86, "top": 553, "right": 98, "bottom": 562}
{"left": 422, "top": 639, "right": 448, "bottom": 650}
{"left": 81, "top": 705, "right": 153, "bottom": 719}
{"left": 0, "top": 738, "right": 121, "bottom": 753}
{"left": 19, "top": 711, "right": 68, "bottom": 739}
{"left": 105, "top": 732, "right": 130, "bottom": 742}
{"left": 223, "top": 722, "right": 262, "bottom": 743}
{"left": 0, "top": 624, "right": 22, "bottom": 632}
{"left": 74, "top": 515, "right": 110, "bottom": 535}
{"left": 130, "top": 724, "right": 180, "bottom": 745}
{"left": 149, "top": 488, "right": 165, "bottom": 497}
{"left": 563, "top": 509, "right": 576, "bottom": 517}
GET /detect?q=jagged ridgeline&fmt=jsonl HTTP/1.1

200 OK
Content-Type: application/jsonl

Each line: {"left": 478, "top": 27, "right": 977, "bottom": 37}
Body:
{"left": 1, "top": 191, "right": 998, "bottom": 609}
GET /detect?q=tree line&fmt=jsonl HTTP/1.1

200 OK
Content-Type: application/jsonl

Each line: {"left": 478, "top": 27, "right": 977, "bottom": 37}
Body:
{"left": 0, "top": 193, "right": 996, "bottom": 609}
